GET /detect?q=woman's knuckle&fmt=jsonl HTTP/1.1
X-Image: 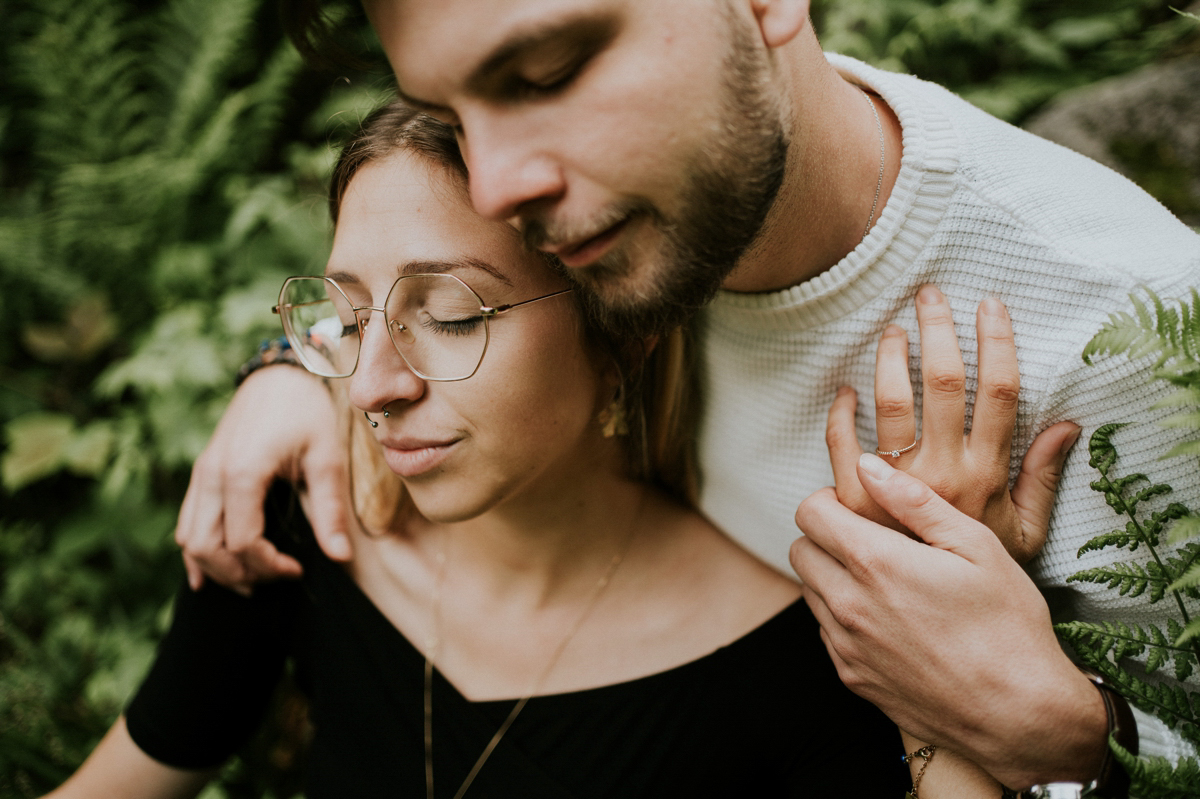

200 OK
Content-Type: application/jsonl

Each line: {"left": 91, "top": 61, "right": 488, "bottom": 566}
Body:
{"left": 874, "top": 396, "right": 911, "bottom": 420}
{"left": 926, "top": 369, "right": 966, "bottom": 395}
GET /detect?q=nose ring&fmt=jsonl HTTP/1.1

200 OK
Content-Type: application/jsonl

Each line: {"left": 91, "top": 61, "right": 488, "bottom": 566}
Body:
{"left": 364, "top": 411, "right": 378, "bottom": 429}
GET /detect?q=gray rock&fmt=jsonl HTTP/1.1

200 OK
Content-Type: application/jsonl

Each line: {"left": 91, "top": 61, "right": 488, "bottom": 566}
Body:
{"left": 1024, "top": 56, "right": 1200, "bottom": 225}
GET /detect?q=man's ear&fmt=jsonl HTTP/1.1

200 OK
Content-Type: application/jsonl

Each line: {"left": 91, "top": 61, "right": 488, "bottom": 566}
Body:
{"left": 749, "top": 0, "right": 811, "bottom": 48}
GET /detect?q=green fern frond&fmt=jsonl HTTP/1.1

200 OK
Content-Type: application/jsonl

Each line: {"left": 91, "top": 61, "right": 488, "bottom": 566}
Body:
{"left": 1087, "top": 422, "right": 1127, "bottom": 474}
{"left": 1067, "top": 561, "right": 1165, "bottom": 599}
{"left": 1115, "top": 742, "right": 1200, "bottom": 799}
{"left": 156, "top": 0, "right": 259, "bottom": 155}
{"left": 1170, "top": 516, "right": 1200, "bottom": 545}
{"left": 1078, "top": 524, "right": 1141, "bottom": 556}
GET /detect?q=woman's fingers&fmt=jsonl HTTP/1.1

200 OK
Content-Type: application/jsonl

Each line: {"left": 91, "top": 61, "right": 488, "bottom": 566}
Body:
{"left": 1008, "top": 421, "right": 1081, "bottom": 562}
{"left": 969, "top": 298, "right": 1021, "bottom": 471}
{"left": 873, "top": 325, "right": 917, "bottom": 457}
{"left": 827, "top": 386, "right": 866, "bottom": 497}
{"left": 915, "top": 285, "right": 967, "bottom": 454}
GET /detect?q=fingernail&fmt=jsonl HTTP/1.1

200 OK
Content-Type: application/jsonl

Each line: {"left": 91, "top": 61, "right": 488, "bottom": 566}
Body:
{"left": 917, "top": 285, "right": 942, "bottom": 304}
{"left": 882, "top": 324, "right": 906, "bottom": 338}
{"left": 858, "top": 452, "right": 894, "bottom": 481}
{"left": 981, "top": 297, "right": 1008, "bottom": 319}
{"left": 328, "top": 534, "right": 352, "bottom": 560}
{"left": 1061, "top": 426, "right": 1082, "bottom": 455}
{"left": 837, "top": 385, "right": 853, "bottom": 397}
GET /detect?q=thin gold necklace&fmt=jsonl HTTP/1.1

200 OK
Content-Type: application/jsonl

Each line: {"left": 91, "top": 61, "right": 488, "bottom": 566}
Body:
{"left": 860, "top": 86, "right": 886, "bottom": 239}
{"left": 422, "top": 520, "right": 636, "bottom": 799}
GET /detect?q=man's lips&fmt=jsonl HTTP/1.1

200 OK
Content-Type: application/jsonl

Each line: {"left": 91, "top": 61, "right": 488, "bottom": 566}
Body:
{"left": 539, "top": 216, "right": 631, "bottom": 268}
{"left": 378, "top": 436, "right": 460, "bottom": 478}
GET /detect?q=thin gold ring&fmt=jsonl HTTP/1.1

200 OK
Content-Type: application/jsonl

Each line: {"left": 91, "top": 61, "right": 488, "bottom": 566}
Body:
{"left": 875, "top": 439, "right": 918, "bottom": 458}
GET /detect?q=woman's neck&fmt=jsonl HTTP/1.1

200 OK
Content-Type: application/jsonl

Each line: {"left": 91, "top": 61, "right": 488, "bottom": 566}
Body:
{"left": 413, "top": 468, "right": 647, "bottom": 611}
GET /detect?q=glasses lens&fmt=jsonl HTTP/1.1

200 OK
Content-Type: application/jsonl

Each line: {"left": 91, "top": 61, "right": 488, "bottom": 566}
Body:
{"left": 279, "top": 277, "right": 359, "bottom": 378}
{"left": 385, "top": 274, "right": 487, "bottom": 380}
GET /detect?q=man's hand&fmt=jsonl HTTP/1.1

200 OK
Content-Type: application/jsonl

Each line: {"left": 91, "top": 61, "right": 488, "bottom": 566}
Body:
{"left": 825, "top": 286, "right": 1080, "bottom": 563}
{"left": 791, "top": 456, "right": 1109, "bottom": 789}
{"left": 175, "top": 366, "right": 353, "bottom": 594}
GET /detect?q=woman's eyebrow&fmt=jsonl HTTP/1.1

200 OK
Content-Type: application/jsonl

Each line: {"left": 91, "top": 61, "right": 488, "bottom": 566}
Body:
{"left": 399, "top": 257, "right": 514, "bottom": 286}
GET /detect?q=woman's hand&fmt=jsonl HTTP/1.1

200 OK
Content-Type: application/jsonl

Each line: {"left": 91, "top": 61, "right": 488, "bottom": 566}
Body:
{"left": 826, "top": 285, "right": 1079, "bottom": 563}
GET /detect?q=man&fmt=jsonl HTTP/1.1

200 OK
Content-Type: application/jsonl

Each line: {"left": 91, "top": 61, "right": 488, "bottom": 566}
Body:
{"left": 177, "top": 0, "right": 1200, "bottom": 792}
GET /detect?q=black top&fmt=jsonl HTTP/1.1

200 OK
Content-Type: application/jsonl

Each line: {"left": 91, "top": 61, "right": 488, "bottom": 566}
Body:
{"left": 127, "top": 487, "right": 907, "bottom": 797}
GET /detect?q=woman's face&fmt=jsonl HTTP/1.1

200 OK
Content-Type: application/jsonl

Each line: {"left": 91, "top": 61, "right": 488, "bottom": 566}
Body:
{"left": 333, "top": 150, "right": 611, "bottom": 522}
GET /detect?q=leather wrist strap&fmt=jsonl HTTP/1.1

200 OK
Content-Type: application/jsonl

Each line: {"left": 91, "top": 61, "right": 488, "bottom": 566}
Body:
{"left": 1082, "top": 668, "right": 1138, "bottom": 799}
{"left": 1020, "top": 669, "right": 1138, "bottom": 799}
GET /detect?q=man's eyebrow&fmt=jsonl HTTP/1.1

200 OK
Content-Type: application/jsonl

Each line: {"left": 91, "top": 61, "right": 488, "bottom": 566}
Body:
{"left": 465, "top": 13, "right": 617, "bottom": 94}
{"left": 393, "top": 87, "right": 450, "bottom": 116}
{"left": 399, "top": 257, "right": 514, "bottom": 286}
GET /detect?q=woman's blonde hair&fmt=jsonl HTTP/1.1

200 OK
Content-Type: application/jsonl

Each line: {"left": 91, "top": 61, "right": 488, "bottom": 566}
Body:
{"left": 328, "top": 99, "right": 700, "bottom": 533}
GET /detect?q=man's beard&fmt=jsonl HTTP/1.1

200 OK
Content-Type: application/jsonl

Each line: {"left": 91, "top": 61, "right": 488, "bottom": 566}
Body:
{"left": 526, "top": 15, "right": 789, "bottom": 339}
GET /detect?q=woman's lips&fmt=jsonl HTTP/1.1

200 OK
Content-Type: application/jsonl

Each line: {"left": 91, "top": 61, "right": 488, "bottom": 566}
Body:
{"left": 379, "top": 437, "right": 459, "bottom": 478}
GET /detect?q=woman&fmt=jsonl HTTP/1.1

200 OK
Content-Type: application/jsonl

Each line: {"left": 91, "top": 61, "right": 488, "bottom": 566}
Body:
{"left": 46, "top": 101, "right": 1014, "bottom": 797}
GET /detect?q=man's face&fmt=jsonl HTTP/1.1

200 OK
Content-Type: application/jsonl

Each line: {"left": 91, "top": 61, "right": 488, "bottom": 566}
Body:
{"left": 364, "top": 0, "right": 788, "bottom": 334}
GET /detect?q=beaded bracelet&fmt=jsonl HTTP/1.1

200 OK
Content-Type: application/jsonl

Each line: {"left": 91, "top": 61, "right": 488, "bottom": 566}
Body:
{"left": 234, "top": 335, "right": 305, "bottom": 387}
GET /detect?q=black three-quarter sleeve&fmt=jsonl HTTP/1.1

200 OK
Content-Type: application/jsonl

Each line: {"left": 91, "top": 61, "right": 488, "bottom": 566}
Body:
{"left": 124, "top": 575, "right": 301, "bottom": 769}
{"left": 122, "top": 481, "right": 313, "bottom": 772}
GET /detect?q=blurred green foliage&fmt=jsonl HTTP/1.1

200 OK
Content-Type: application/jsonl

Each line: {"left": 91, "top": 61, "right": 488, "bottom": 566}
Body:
{"left": 812, "top": 0, "right": 1200, "bottom": 123}
{"left": 0, "top": 0, "right": 1197, "bottom": 796}
{"left": 0, "top": 0, "right": 388, "bottom": 794}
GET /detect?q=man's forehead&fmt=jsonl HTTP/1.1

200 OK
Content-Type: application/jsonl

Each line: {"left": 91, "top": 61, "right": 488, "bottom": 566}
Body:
{"left": 366, "top": 0, "right": 622, "bottom": 102}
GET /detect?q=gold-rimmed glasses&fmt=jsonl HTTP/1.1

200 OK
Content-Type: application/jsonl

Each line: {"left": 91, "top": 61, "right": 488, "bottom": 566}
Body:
{"left": 273, "top": 274, "right": 572, "bottom": 381}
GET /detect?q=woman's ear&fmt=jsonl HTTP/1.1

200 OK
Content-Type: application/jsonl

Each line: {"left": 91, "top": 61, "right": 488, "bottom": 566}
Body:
{"left": 749, "top": 0, "right": 811, "bottom": 48}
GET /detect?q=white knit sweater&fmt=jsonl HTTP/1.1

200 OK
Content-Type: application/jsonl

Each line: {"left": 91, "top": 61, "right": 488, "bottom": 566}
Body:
{"left": 696, "top": 55, "right": 1200, "bottom": 765}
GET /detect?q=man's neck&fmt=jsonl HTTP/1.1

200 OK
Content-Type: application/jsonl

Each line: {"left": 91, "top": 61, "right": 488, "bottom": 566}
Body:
{"left": 721, "top": 48, "right": 902, "bottom": 295}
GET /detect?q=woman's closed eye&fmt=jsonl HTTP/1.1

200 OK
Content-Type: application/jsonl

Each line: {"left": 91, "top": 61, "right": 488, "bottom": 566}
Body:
{"left": 419, "top": 313, "right": 485, "bottom": 337}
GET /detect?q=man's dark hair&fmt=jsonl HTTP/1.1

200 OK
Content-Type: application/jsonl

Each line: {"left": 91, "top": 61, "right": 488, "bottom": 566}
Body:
{"left": 279, "top": 0, "right": 364, "bottom": 69}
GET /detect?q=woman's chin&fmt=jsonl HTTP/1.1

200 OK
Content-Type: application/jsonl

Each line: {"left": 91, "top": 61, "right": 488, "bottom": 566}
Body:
{"left": 403, "top": 485, "right": 491, "bottom": 524}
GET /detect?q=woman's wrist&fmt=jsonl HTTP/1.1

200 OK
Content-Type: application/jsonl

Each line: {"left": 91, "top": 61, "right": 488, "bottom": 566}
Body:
{"left": 235, "top": 335, "right": 306, "bottom": 386}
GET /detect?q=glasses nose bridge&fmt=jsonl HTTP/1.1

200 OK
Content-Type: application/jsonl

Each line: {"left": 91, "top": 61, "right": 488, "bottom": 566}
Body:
{"left": 351, "top": 303, "right": 387, "bottom": 334}
{"left": 352, "top": 302, "right": 420, "bottom": 370}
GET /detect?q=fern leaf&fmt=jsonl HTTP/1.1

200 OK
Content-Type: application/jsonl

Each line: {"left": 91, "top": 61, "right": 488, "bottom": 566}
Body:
{"left": 1178, "top": 617, "right": 1200, "bottom": 648}
{"left": 1117, "top": 744, "right": 1200, "bottom": 799}
{"left": 1163, "top": 440, "right": 1200, "bottom": 460}
{"left": 1087, "top": 423, "right": 1126, "bottom": 475}
{"left": 1077, "top": 524, "right": 1140, "bottom": 556}
{"left": 1169, "top": 561, "right": 1200, "bottom": 593}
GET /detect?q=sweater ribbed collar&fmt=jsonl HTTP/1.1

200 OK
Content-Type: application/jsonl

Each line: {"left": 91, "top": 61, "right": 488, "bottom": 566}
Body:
{"left": 706, "top": 54, "right": 962, "bottom": 332}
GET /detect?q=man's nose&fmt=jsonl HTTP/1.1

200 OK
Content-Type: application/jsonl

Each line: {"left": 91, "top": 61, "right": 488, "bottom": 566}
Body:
{"left": 460, "top": 120, "right": 566, "bottom": 221}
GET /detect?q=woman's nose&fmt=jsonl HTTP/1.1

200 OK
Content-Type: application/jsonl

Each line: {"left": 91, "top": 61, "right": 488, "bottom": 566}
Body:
{"left": 346, "top": 309, "right": 425, "bottom": 413}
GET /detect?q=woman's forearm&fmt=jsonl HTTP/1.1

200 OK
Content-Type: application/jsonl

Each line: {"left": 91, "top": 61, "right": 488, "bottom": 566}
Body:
{"left": 43, "top": 716, "right": 215, "bottom": 799}
{"left": 901, "top": 729, "right": 1005, "bottom": 798}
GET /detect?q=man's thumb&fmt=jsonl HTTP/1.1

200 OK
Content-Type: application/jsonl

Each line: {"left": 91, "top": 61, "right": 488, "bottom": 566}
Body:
{"left": 855, "top": 453, "right": 992, "bottom": 557}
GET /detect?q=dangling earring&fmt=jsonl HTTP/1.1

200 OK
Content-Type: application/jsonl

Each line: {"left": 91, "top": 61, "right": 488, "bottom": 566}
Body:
{"left": 364, "top": 411, "right": 378, "bottom": 429}
{"left": 597, "top": 396, "right": 629, "bottom": 438}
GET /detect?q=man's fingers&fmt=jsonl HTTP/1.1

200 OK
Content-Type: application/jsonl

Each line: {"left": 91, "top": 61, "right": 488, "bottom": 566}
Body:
{"left": 855, "top": 453, "right": 994, "bottom": 558}
{"left": 242, "top": 539, "right": 305, "bottom": 581}
{"left": 969, "top": 298, "right": 1020, "bottom": 468}
{"left": 221, "top": 468, "right": 274, "bottom": 556}
{"left": 1011, "top": 421, "right": 1081, "bottom": 555}
{"left": 826, "top": 387, "right": 866, "bottom": 500}
{"left": 182, "top": 553, "right": 206, "bottom": 591}
{"left": 915, "top": 285, "right": 967, "bottom": 452}
{"left": 302, "top": 441, "right": 354, "bottom": 561}
{"left": 873, "top": 325, "right": 917, "bottom": 455}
